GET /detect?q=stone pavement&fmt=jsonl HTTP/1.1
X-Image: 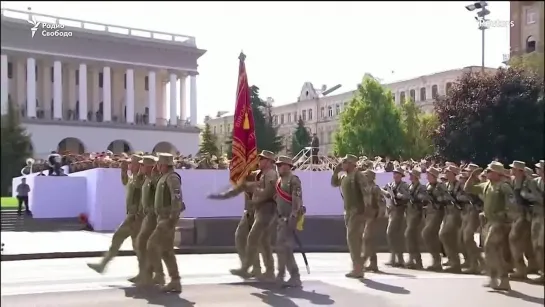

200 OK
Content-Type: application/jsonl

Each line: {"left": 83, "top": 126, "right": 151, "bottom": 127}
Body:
{"left": 1, "top": 253, "right": 543, "bottom": 307}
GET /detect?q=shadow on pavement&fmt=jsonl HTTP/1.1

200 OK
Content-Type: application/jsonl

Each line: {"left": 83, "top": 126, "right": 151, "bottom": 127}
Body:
{"left": 360, "top": 279, "right": 410, "bottom": 295}
{"left": 237, "top": 281, "right": 335, "bottom": 306}
{"left": 496, "top": 289, "right": 545, "bottom": 306}
{"left": 370, "top": 270, "right": 416, "bottom": 278}
{"left": 120, "top": 286, "right": 196, "bottom": 307}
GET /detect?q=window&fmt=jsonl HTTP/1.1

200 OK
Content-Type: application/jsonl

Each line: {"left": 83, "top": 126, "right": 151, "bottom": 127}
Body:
{"left": 220, "top": 125, "right": 223, "bottom": 133}
{"left": 287, "top": 113, "right": 292, "bottom": 123}
{"left": 124, "top": 73, "right": 126, "bottom": 89}
{"left": 7, "top": 62, "right": 13, "bottom": 79}
{"left": 446, "top": 82, "right": 452, "bottom": 94}
{"left": 145, "top": 76, "right": 149, "bottom": 91}
{"left": 35, "top": 65, "right": 38, "bottom": 81}
{"left": 431, "top": 85, "right": 438, "bottom": 99}
{"left": 280, "top": 114, "right": 285, "bottom": 124}
{"left": 409, "top": 89, "right": 416, "bottom": 101}
{"left": 335, "top": 104, "right": 340, "bottom": 115}
{"left": 227, "top": 124, "right": 231, "bottom": 132}
{"left": 76, "top": 70, "right": 79, "bottom": 85}
{"left": 293, "top": 112, "right": 297, "bottom": 121}
{"left": 213, "top": 126, "right": 217, "bottom": 134}
{"left": 99, "top": 73, "right": 103, "bottom": 88}
{"left": 420, "top": 87, "right": 426, "bottom": 101}
{"left": 400, "top": 91, "right": 405, "bottom": 103}
{"left": 50, "top": 67, "right": 54, "bottom": 83}
{"left": 274, "top": 115, "right": 278, "bottom": 125}
{"left": 526, "top": 36, "right": 536, "bottom": 53}
{"left": 308, "top": 109, "right": 313, "bottom": 120}
{"left": 320, "top": 107, "right": 325, "bottom": 118}
{"left": 301, "top": 110, "right": 306, "bottom": 121}
{"left": 526, "top": 8, "right": 537, "bottom": 24}
{"left": 328, "top": 106, "right": 333, "bottom": 117}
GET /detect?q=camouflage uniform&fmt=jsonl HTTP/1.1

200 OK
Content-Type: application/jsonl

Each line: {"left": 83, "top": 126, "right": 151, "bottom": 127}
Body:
{"left": 405, "top": 169, "right": 427, "bottom": 269}
{"left": 362, "top": 170, "right": 386, "bottom": 272}
{"left": 532, "top": 160, "right": 544, "bottom": 283}
{"left": 439, "top": 166, "right": 463, "bottom": 273}
{"left": 384, "top": 169, "right": 410, "bottom": 267}
{"left": 421, "top": 168, "right": 447, "bottom": 271}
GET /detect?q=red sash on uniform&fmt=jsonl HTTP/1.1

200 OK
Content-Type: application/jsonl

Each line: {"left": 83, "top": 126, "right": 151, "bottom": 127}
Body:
{"left": 276, "top": 179, "right": 292, "bottom": 204}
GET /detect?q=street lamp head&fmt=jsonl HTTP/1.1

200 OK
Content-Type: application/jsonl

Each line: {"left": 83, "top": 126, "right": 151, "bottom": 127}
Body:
{"left": 466, "top": 4, "right": 476, "bottom": 11}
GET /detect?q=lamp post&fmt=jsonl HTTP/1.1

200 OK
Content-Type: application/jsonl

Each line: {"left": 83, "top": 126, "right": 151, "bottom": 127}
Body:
{"left": 466, "top": 1, "right": 490, "bottom": 73}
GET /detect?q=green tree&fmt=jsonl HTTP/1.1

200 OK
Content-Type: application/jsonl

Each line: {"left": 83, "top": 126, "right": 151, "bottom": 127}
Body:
{"left": 334, "top": 75, "right": 405, "bottom": 157}
{"left": 225, "top": 85, "right": 284, "bottom": 157}
{"left": 291, "top": 118, "right": 312, "bottom": 156}
{"left": 398, "top": 99, "right": 439, "bottom": 158}
{"left": 433, "top": 67, "right": 544, "bottom": 165}
{"left": 198, "top": 123, "right": 219, "bottom": 156}
{"left": 1, "top": 101, "right": 33, "bottom": 195}
{"left": 509, "top": 52, "right": 544, "bottom": 78}
{"left": 417, "top": 112, "right": 439, "bottom": 157}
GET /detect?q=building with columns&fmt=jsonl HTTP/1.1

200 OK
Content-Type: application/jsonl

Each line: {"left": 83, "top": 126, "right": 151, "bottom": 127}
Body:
{"left": 1, "top": 9, "right": 206, "bottom": 158}
{"left": 206, "top": 66, "right": 497, "bottom": 155}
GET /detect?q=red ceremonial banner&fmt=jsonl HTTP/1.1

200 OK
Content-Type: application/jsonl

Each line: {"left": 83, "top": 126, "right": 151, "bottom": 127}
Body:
{"left": 229, "top": 52, "right": 258, "bottom": 185}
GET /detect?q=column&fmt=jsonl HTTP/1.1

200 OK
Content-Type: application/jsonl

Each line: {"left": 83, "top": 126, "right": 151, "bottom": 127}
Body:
{"left": 26, "top": 57, "right": 37, "bottom": 118}
{"left": 41, "top": 62, "right": 51, "bottom": 118}
{"left": 169, "top": 73, "right": 177, "bottom": 125}
{"left": 125, "top": 68, "right": 135, "bottom": 124}
{"left": 67, "top": 67, "right": 76, "bottom": 118}
{"left": 53, "top": 61, "right": 63, "bottom": 119}
{"left": 103, "top": 66, "right": 112, "bottom": 121}
{"left": 91, "top": 68, "right": 100, "bottom": 119}
{"left": 190, "top": 74, "right": 197, "bottom": 125}
{"left": 148, "top": 71, "right": 156, "bottom": 125}
{"left": 179, "top": 74, "right": 187, "bottom": 123}
{"left": 78, "top": 63, "right": 87, "bottom": 121}
{"left": 1, "top": 55, "right": 7, "bottom": 115}
{"left": 16, "top": 61, "right": 25, "bottom": 109}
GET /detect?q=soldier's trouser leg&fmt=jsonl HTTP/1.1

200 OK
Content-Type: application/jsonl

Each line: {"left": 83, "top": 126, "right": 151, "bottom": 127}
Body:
{"left": 386, "top": 207, "right": 405, "bottom": 265}
{"left": 404, "top": 209, "right": 423, "bottom": 268}
{"left": 345, "top": 211, "right": 366, "bottom": 273}
{"left": 439, "top": 209, "right": 461, "bottom": 271}
{"left": 242, "top": 209, "right": 274, "bottom": 272}
{"left": 522, "top": 213, "right": 537, "bottom": 272}
{"left": 99, "top": 215, "right": 135, "bottom": 268}
{"left": 422, "top": 208, "right": 444, "bottom": 269}
{"left": 463, "top": 209, "right": 482, "bottom": 272}
{"left": 136, "top": 214, "right": 163, "bottom": 279}
{"left": 459, "top": 209, "right": 469, "bottom": 266}
{"left": 260, "top": 217, "right": 275, "bottom": 274}
{"left": 147, "top": 217, "right": 180, "bottom": 283}
{"left": 362, "top": 210, "right": 378, "bottom": 269}
{"left": 508, "top": 215, "right": 529, "bottom": 277}
{"left": 531, "top": 213, "right": 544, "bottom": 280}
{"left": 483, "top": 221, "right": 510, "bottom": 289}
{"left": 235, "top": 212, "right": 261, "bottom": 269}
{"left": 276, "top": 216, "right": 300, "bottom": 284}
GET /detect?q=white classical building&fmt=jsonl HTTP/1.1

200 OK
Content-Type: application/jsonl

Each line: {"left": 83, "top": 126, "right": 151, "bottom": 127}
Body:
{"left": 206, "top": 66, "right": 497, "bottom": 155}
{"left": 0, "top": 9, "right": 206, "bottom": 157}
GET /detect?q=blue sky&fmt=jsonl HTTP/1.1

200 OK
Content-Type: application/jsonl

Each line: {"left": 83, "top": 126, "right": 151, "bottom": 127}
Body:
{"left": 1, "top": 1, "right": 511, "bottom": 123}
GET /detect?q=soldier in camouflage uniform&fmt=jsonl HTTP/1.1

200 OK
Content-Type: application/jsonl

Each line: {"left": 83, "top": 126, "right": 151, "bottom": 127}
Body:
{"left": 508, "top": 160, "right": 540, "bottom": 279}
{"left": 208, "top": 169, "right": 273, "bottom": 279}
{"left": 229, "top": 151, "right": 278, "bottom": 279}
{"left": 141, "top": 153, "right": 184, "bottom": 292}
{"left": 274, "top": 156, "right": 304, "bottom": 287}
{"left": 439, "top": 165, "right": 463, "bottom": 273}
{"left": 405, "top": 168, "right": 427, "bottom": 269}
{"left": 362, "top": 169, "right": 386, "bottom": 272}
{"left": 383, "top": 168, "right": 410, "bottom": 267}
{"left": 132, "top": 156, "right": 165, "bottom": 285}
{"left": 465, "top": 162, "right": 514, "bottom": 290}
{"left": 532, "top": 160, "right": 544, "bottom": 283}
{"left": 87, "top": 154, "right": 144, "bottom": 274}
{"left": 421, "top": 167, "right": 448, "bottom": 271}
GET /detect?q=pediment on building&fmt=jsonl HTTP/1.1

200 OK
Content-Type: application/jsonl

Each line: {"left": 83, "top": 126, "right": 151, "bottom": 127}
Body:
{"left": 298, "top": 82, "right": 319, "bottom": 101}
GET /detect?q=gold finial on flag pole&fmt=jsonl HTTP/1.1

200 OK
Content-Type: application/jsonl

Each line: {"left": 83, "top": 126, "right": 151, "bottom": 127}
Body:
{"left": 239, "top": 51, "right": 246, "bottom": 62}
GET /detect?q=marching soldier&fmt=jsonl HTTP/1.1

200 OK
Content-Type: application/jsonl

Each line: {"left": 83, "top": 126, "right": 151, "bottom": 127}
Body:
{"left": 532, "top": 160, "right": 544, "bottom": 283}
{"left": 439, "top": 165, "right": 463, "bottom": 273}
{"left": 208, "top": 168, "right": 273, "bottom": 279}
{"left": 421, "top": 167, "right": 447, "bottom": 271}
{"left": 362, "top": 169, "right": 386, "bottom": 272}
{"left": 465, "top": 162, "right": 514, "bottom": 291}
{"left": 132, "top": 156, "right": 165, "bottom": 285}
{"left": 383, "top": 167, "right": 410, "bottom": 267}
{"left": 274, "top": 156, "right": 304, "bottom": 287}
{"left": 458, "top": 167, "right": 484, "bottom": 274}
{"left": 230, "top": 151, "right": 278, "bottom": 279}
{"left": 331, "top": 154, "right": 369, "bottom": 278}
{"left": 405, "top": 168, "right": 427, "bottom": 269}
{"left": 141, "top": 153, "right": 184, "bottom": 292}
{"left": 87, "top": 154, "right": 145, "bottom": 274}
{"left": 508, "top": 160, "right": 540, "bottom": 279}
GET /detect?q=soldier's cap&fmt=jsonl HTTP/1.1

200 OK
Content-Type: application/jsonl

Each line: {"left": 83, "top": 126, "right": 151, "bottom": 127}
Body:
{"left": 445, "top": 165, "right": 460, "bottom": 175}
{"left": 374, "top": 156, "right": 381, "bottom": 161}
{"left": 458, "top": 171, "right": 470, "bottom": 179}
{"left": 360, "top": 156, "right": 368, "bottom": 161}
{"left": 392, "top": 167, "right": 405, "bottom": 177}
{"left": 258, "top": 150, "right": 275, "bottom": 161}
{"left": 486, "top": 161, "right": 507, "bottom": 175}
{"left": 536, "top": 160, "right": 544, "bottom": 169}
{"left": 128, "top": 154, "right": 143, "bottom": 163}
{"left": 157, "top": 153, "right": 175, "bottom": 166}
{"left": 363, "top": 169, "right": 376, "bottom": 179}
{"left": 342, "top": 154, "right": 358, "bottom": 164}
{"left": 523, "top": 166, "right": 533, "bottom": 176}
{"left": 445, "top": 161, "right": 457, "bottom": 167}
{"left": 509, "top": 160, "right": 526, "bottom": 170}
{"left": 139, "top": 155, "right": 158, "bottom": 165}
{"left": 464, "top": 163, "right": 479, "bottom": 171}
{"left": 532, "top": 173, "right": 539, "bottom": 178}
{"left": 275, "top": 155, "right": 294, "bottom": 166}
{"left": 427, "top": 167, "right": 441, "bottom": 178}
{"left": 409, "top": 168, "right": 421, "bottom": 177}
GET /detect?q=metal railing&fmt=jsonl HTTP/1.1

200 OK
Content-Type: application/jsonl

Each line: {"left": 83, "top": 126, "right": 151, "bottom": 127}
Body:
{"left": 1, "top": 8, "right": 196, "bottom": 46}
{"left": 292, "top": 147, "right": 337, "bottom": 171}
